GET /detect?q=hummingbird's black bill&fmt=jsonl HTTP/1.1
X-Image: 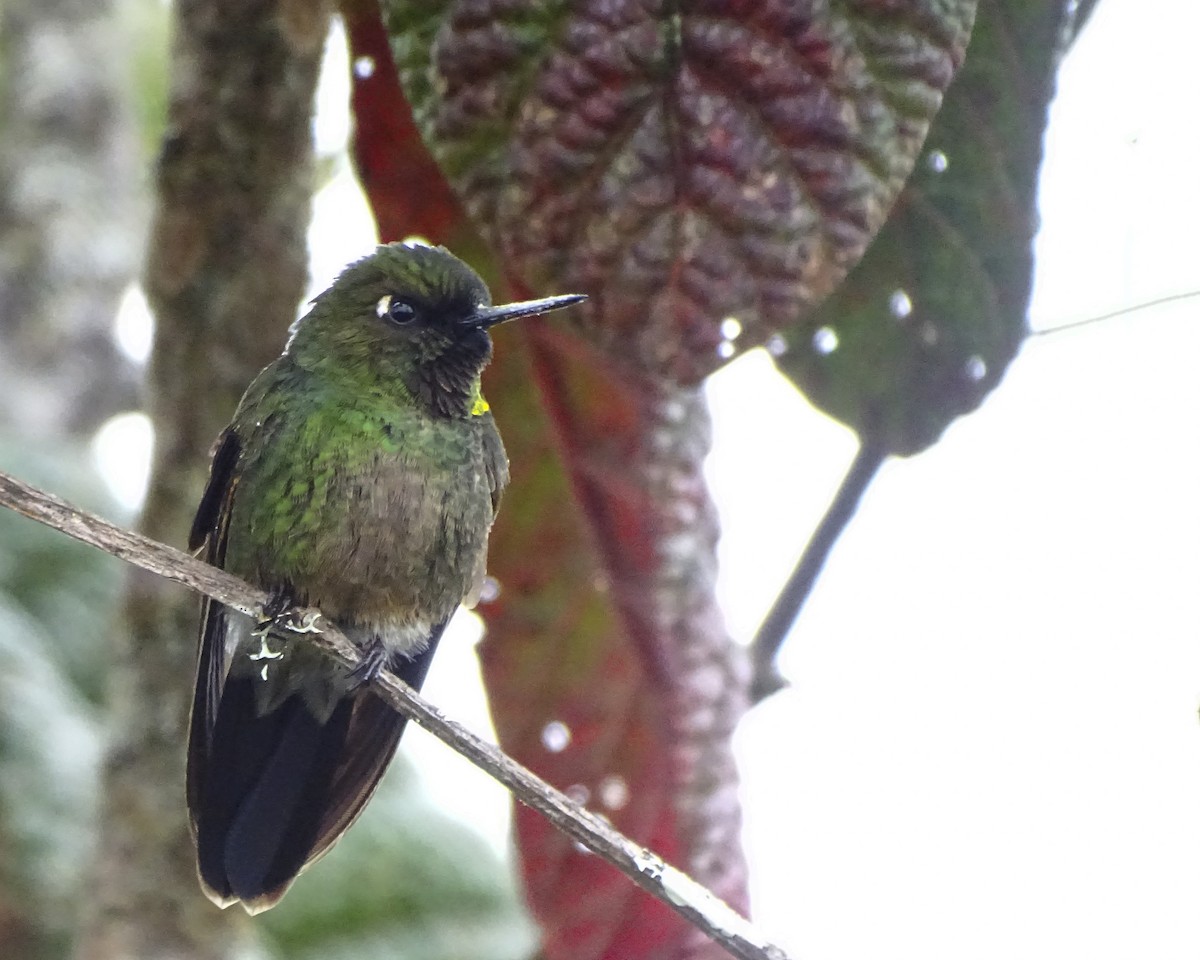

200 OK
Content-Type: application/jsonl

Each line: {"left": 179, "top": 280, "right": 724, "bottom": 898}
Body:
{"left": 466, "top": 293, "right": 587, "bottom": 329}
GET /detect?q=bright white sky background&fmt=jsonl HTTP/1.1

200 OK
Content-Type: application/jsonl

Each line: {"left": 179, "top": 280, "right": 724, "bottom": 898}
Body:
{"left": 98, "top": 0, "right": 1200, "bottom": 956}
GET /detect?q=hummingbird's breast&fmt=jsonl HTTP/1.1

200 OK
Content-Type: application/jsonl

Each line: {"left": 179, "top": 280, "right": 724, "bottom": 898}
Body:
{"left": 227, "top": 385, "right": 506, "bottom": 657}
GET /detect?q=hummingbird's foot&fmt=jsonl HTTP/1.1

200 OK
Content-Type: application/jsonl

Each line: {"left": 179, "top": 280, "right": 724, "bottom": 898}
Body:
{"left": 253, "top": 585, "right": 295, "bottom": 638}
{"left": 252, "top": 586, "right": 311, "bottom": 638}
{"left": 281, "top": 610, "right": 323, "bottom": 634}
{"left": 347, "top": 636, "right": 388, "bottom": 690}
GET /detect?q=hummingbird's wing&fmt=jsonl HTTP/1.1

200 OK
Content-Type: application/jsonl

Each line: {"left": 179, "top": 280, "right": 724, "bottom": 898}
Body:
{"left": 305, "top": 621, "right": 446, "bottom": 862}
{"left": 483, "top": 413, "right": 509, "bottom": 513}
{"left": 186, "top": 427, "right": 242, "bottom": 819}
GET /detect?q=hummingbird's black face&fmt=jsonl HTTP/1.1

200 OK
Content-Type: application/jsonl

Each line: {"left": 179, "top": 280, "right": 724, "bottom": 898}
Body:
{"left": 372, "top": 286, "right": 496, "bottom": 421}
{"left": 373, "top": 289, "right": 493, "bottom": 370}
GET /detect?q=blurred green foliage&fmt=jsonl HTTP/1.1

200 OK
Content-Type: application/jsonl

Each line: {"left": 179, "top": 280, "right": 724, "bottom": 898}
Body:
{"left": 260, "top": 765, "right": 538, "bottom": 960}
{"left": 0, "top": 440, "right": 120, "bottom": 958}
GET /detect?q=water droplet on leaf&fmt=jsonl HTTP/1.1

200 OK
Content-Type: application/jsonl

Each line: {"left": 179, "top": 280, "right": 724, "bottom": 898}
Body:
{"left": 541, "top": 721, "right": 571, "bottom": 753}
{"left": 599, "top": 774, "right": 630, "bottom": 810}
{"left": 812, "top": 326, "right": 839, "bottom": 355}
{"left": 566, "top": 783, "right": 590, "bottom": 804}
{"left": 965, "top": 355, "right": 987, "bottom": 381}
{"left": 889, "top": 289, "right": 913, "bottom": 319}
{"left": 478, "top": 576, "right": 501, "bottom": 603}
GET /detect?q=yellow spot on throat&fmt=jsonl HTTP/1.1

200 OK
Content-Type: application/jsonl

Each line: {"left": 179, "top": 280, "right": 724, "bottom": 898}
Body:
{"left": 470, "top": 395, "right": 490, "bottom": 416}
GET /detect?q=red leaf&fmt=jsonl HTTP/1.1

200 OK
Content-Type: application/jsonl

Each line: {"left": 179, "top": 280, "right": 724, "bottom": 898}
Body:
{"left": 342, "top": 0, "right": 461, "bottom": 244}
{"left": 480, "top": 329, "right": 748, "bottom": 960}
{"left": 388, "top": 0, "right": 976, "bottom": 382}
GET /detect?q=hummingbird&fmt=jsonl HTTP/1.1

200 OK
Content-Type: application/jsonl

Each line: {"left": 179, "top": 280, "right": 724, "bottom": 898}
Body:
{"left": 186, "top": 241, "right": 585, "bottom": 913}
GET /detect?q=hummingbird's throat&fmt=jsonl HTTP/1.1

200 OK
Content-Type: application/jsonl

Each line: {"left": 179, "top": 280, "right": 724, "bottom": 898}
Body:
{"left": 406, "top": 332, "right": 492, "bottom": 419}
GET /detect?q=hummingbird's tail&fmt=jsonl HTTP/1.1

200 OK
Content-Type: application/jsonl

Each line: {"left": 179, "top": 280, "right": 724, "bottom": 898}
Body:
{"left": 192, "top": 681, "right": 404, "bottom": 914}
{"left": 187, "top": 618, "right": 444, "bottom": 914}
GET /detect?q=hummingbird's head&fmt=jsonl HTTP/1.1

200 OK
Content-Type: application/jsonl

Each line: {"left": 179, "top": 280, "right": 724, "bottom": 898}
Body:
{"left": 288, "top": 242, "right": 585, "bottom": 418}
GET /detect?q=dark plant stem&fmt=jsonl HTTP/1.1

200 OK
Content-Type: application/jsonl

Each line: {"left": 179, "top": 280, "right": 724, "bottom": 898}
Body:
{"left": 749, "top": 440, "right": 887, "bottom": 703}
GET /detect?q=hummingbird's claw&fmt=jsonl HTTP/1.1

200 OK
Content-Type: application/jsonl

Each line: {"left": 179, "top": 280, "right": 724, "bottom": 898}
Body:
{"left": 347, "top": 636, "right": 389, "bottom": 690}
{"left": 248, "top": 635, "right": 284, "bottom": 662}
{"left": 252, "top": 587, "right": 321, "bottom": 637}
{"left": 254, "top": 587, "right": 296, "bottom": 635}
{"left": 284, "top": 610, "right": 324, "bottom": 634}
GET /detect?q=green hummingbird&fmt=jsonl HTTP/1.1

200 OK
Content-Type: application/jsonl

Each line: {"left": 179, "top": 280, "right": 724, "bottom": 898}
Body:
{"left": 186, "top": 241, "right": 585, "bottom": 913}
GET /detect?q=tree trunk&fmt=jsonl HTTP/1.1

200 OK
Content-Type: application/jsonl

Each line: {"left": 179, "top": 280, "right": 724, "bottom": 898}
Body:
{"left": 75, "top": 1, "right": 328, "bottom": 956}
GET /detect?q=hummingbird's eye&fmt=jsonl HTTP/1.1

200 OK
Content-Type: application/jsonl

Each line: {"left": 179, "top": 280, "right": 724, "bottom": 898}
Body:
{"left": 376, "top": 294, "right": 418, "bottom": 326}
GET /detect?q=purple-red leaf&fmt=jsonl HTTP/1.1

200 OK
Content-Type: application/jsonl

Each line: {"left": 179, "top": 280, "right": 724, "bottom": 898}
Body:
{"left": 482, "top": 330, "right": 749, "bottom": 960}
{"left": 342, "top": 0, "right": 463, "bottom": 244}
{"left": 345, "top": 11, "right": 746, "bottom": 958}
{"left": 385, "top": 0, "right": 976, "bottom": 382}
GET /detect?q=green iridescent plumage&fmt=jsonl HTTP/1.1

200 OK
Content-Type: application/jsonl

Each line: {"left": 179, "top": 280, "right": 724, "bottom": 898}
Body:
{"left": 185, "top": 242, "right": 584, "bottom": 913}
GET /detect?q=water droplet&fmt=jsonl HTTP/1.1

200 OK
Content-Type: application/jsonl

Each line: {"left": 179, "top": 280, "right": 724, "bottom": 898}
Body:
{"left": 765, "top": 334, "right": 788, "bottom": 357}
{"left": 889, "top": 289, "right": 913, "bottom": 319}
{"left": 716, "top": 340, "right": 736, "bottom": 359}
{"left": 592, "top": 573, "right": 610, "bottom": 593}
{"left": 964, "top": 355, "right": 987, "bottom": 381}
{"left": 573, "top": 840, "right": 593, "bottom": 855}
{"left": 478, "top": 576, "right": 501, "bottom": 603}
{"left": 353, "top": 56, "right": 376, "bottom": 79}
{"left": 812, "top": 326, "right": 839, "bottom": 355}
{"left": 541, "top": 721, "right": 571, "bottom": 753}
{"left": 719, "top": 316, "right": 743, "bottom": 340}
{"left": 927, "top": 149, "right": 949, "bottom": 173}
{"left": 114, "top": 283, "right": 154, "bottom": 364}
{"left": 599, "top": 774, "right": 630, "bottom": 810}
{"left": 91, "top": 412, "right": 153, "bottom": 511}
{"left": 565, "top": 783, "right": 590, "bottom": 805}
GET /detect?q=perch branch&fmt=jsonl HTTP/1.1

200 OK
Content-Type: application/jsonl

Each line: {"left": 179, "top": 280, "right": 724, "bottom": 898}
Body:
{"left": 0, "top": 468, "right": 791, "bottom": 960}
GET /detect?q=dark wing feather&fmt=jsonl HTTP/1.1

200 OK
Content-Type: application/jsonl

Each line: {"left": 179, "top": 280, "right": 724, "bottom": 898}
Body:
{"left": 482, "top": 418, "right": 509, "bottom": 514}
{"left": 186, "top": 428, "right": 242, "bottom": 821}
{"left": 308, "top": 619, "right": 448, "bottom": 850}
{"left": 225, "top": 620, "right": 449, "bottom": 913}
{"left": 189, "top": 428, "right": 241, "bottom": 554}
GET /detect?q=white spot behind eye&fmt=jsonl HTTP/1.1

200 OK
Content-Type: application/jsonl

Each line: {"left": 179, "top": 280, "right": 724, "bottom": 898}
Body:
{"left": 376, "top": 295, "right": 392, "bottom": 318}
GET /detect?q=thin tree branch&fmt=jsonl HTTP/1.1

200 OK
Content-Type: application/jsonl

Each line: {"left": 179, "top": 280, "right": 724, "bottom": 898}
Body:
{"left": 1031, "top": 288, "right": 1200, "bottom": 337}
{"left": 750, "top": 440, "right": 887, "bottom": 703}
{"left": 0, "top": 468, "right": 792, "bottom": 960}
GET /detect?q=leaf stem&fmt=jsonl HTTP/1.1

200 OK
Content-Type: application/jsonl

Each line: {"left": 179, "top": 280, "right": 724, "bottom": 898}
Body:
{"left": 749, "top": 440, "right": 887, "bottom": 703}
